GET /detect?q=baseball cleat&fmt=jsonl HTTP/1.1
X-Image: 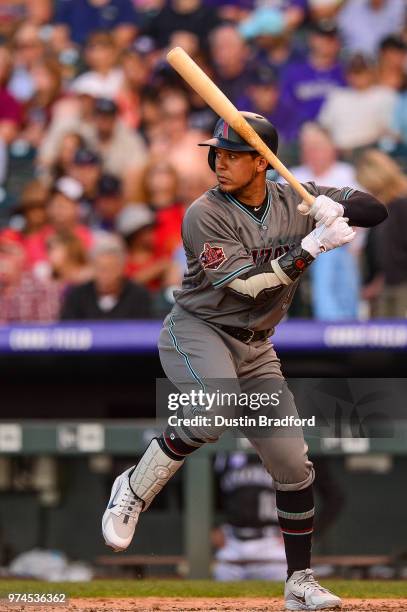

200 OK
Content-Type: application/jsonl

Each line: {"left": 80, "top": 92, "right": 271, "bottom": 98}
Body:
{"left": 102, "top": 467, "right": 144, "bottom": 552}
{"left": 285, "top": 568, "right": 342, "bottom": 610}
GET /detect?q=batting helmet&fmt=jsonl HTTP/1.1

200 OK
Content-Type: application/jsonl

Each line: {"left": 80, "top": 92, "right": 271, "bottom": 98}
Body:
{"left": 199, "top": 112, "right": 278, "bottom": 172}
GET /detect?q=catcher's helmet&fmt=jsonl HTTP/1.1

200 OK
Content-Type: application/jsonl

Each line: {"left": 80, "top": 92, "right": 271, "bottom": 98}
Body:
{"left": 199, "top": 111, "right": 278, "bottom": 171}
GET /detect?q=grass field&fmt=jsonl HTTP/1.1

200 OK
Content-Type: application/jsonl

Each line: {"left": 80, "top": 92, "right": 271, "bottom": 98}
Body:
{"left": 0, "top": 579, "right": 406, "bottom": 599}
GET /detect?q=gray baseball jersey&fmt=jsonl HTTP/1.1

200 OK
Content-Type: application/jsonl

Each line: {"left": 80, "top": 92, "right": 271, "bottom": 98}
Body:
{"left": 175, "top": 179, "right": 355, "bottom": 331}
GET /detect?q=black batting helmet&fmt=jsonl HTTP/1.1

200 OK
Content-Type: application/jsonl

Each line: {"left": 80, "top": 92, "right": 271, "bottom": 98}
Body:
{"left": 199, "top": 111, "right": 278, "bottom": 172}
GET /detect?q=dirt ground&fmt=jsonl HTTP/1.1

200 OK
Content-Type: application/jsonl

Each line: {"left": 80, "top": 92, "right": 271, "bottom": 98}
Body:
{"left": 2, "top": 598, "right": 407, "bottom": 612}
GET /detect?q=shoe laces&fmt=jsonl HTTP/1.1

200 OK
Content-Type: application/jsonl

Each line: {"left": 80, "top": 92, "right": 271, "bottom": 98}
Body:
{"left": 295, "top": 569, "right": 322, "bottom": 592}
{"left": 118, "top": 487, "right": 143, "bottom": 519}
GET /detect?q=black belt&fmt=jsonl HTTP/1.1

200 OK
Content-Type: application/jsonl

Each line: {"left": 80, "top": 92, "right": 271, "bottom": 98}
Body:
{"left": 215, "top": 324, "right": 272, "bottom": 344}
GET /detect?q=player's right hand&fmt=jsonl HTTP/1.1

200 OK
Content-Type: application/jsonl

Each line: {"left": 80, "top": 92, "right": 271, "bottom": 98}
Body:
{"left": 301, "top": 217, "right": 356, "bottom": 258}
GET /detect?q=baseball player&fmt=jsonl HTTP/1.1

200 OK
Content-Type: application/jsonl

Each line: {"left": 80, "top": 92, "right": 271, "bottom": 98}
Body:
{"left": 102, "top": 113, "right": 387, "bottom": 610}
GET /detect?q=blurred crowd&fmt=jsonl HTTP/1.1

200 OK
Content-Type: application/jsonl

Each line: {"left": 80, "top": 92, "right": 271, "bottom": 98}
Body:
{"left": 0, "top": 0, "right": 407, "bottom": 323}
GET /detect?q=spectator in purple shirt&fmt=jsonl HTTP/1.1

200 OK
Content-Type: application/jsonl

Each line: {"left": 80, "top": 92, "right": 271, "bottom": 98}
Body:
{"left": 279, "top": 21, "right": 345, "bottom": 138}
{"left": 236, "top": 65, "right": 297, "bottom": 146}
{"left": 54, "top": 0, "right": 140, "bottom": 49}
{"left": 209, "top": 24, "right": 252, "bottom": 105}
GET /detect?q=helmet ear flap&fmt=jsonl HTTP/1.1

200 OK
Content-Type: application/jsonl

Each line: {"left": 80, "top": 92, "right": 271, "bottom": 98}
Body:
{"left": 208, "top": 147, "right": 216, "bottom": 172}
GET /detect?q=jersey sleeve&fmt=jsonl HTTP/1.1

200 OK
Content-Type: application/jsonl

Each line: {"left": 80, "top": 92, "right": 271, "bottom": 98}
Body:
{"left": 182, "top": 204, "right": 255, "bottom": 289}
{"left": 304, "top": 181, "right": 356, "bottom": 203}
{"left": 305, "top": 182, "right": 387, "bottom": 227}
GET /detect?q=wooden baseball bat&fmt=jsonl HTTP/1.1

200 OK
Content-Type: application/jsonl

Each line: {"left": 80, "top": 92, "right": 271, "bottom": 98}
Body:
{"left": 166, "top": 46, "right": 315, "bottom": 207}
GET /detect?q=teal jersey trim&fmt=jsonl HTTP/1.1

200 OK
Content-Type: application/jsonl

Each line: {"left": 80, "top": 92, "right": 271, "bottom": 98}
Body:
{"left": 342, "top": 187, "right": 355, "bottom": 200}
{"left": 212, "top": 262, "right": 254, "bottom": 288}
{"left": 169, "top": 315, "right": 205, "bottom": 392}
{"left": 224, "top": 187, "right": 271, "bottom": 225}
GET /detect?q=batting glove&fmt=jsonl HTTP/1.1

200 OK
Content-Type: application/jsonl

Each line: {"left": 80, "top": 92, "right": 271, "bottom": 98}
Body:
{"left": 301, "top": 216, "right": 356, "bottom": 258}
{"left": 298, "top": 195, "right": 344, "bottom": 227}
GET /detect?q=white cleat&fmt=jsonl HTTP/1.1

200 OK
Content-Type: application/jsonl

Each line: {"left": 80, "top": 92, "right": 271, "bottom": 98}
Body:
{"left": 285, "top": 569, "right": 342, "bottom": 610}
{"left": 102, "top": 467, "right": 144, "bottom": 552}
{"left": 102, "top": 439, "right": 184, "bottom": 552}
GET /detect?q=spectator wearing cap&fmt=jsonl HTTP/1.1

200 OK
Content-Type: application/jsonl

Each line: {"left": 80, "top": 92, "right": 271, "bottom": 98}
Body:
{"left": 236, "top": 65, "right": 298, "bottom": 149}
{"left": 338, "top": 0, "right": 406, "bottom": 58}
{"left": 47, "top": 177, "right": 94, "bottom": 249}
{"left": 15, "top": 177, "right": 94, "bottom": 277}
{"left": 53, "top": 0, "right": 140, "bottom": 48}
{"left": 92, "top": 174, "right": 124, "bottom": 232}
{"left": 0, "top": 46, "right": 23, "bottom": 145}
{"left": 69, "top": 148, "right": 102, "bottom": 217}
{"left": 238, "top": 1, "right": 307, "bottom": 42}
{"left": 60, "top": 234, "right": 152, "bottom": 320}
{"left": 319, "top": 54, "right": 396, "bottom": 154}
{"left": 71, "top": 32, "right": 123, "bottom": 101}
{"left": 143, "top": 0, "right": 220, "bottom": 51}
{"left": 116, "top": 204, "right": 173, "bottom": 292}
{"left": 279, "top": 22, "right": 345, "bottom": 138}
{"left": 0, "top": 228, "right": 61, "bottom": 323}
{"left": 90, "top": 97, "right": 147, "bottom": 196}
{"left": 377, "top": 36, "right": 407, "bottom": 92}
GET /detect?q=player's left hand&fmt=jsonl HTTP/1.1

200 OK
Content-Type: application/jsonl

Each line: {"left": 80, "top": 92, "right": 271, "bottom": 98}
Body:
{"left": 298, "top": 195, "right": 344, "bottom": 227}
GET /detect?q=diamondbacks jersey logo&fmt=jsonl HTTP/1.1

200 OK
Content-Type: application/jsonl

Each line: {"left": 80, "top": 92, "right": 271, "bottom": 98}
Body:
{"left": 199, "top": 242, "right": 227, "bottom": 270}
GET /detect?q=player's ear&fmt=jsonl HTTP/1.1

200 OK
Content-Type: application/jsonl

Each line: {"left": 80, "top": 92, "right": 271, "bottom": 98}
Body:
{"left": 256, "top": 156, "right": 268, "bottom": 173}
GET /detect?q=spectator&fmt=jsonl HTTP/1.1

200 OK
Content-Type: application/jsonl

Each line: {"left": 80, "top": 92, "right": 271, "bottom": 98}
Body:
{"left": 377, "top": 36, "right": 407, "bottom": 92}
{"left": 68, "top": 148, "right": 102, "bottom": 216}
{"left": 12, "top": 179, "right": 49, "bottom": 271}
{"left": 116, "top": 46, "right": 149, "bottom": 130}
{"left": 356, "top": 149, "right": 407, "bottom": 318}
{"left": 51, "top": 132, "right": 86, "bottom": 180}
{"left": 47, "top": 176, "right": 94, "bottom": 251}
{"left": 46, "top": 232, "right": 92, "bottom": 286}
{"left": 60, "top": 234, "right": 151, "bottom": 320}
{"left": 0, "top": 46, "right": 23, "bottom": 145}
{"left": 137, "top": 161, "right": 184, "bottom": 257}
{"left": 0, "top": 228, "right": 60, "bottom": 323}
{"left": 92, "top": 174, "right": 124, "bottom": 232}
{"left": 23, "top": 57, "right": 65, "bottom": 150}
{"left": 289, "top": 123, "right": 361, "bottom": 320}
{"left": 53, "top": 0, "right": 139, "bottom": 48}
{"left": 151, "top": 89, "right": 213, "bottom": 204}
{"left": 116, "top": 204, "right": 173, "bottom": 291}
{"left": 8, "top": 24, "right": 44, "bottom": 103}
{"left": 209, "top": 24, "right": 251, "bottom": 105}
{"left": 338, "top": 0, "right": 406, "bottom": 57}
{"left": 279, "top": 22, "right": 345, "bottom": 138}
{"left": 71, "top": 32, "right": 123, "bottom": 101}
{"left": 90, "top": 97, "right": 147, "bottom": 195}
{"left": 308, "top": 0, "right": 343, "bottom": 22}
{"left": 236, "top": 65, "right": 297, "bottom": 149}
{"left": 290, "top": 123, "right": 359, "bottom": 187}
{"left": 144, "top": 0, "right": 220, "bottom": 51}
{"left": 319, "top": 54, "right": 396, "bottom": 154}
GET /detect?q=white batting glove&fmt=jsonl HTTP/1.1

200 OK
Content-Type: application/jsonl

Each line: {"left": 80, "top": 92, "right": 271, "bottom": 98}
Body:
{"left": 301, "top": 217, "right": 356, "bottom": 258}
{"left": 298, "top": 195, "right": 344, "bottom": 227}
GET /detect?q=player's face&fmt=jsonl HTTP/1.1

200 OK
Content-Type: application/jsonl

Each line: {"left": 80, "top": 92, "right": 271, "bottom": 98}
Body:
{"left": 214, "top": 148, "right": 259, "bottom": 194}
